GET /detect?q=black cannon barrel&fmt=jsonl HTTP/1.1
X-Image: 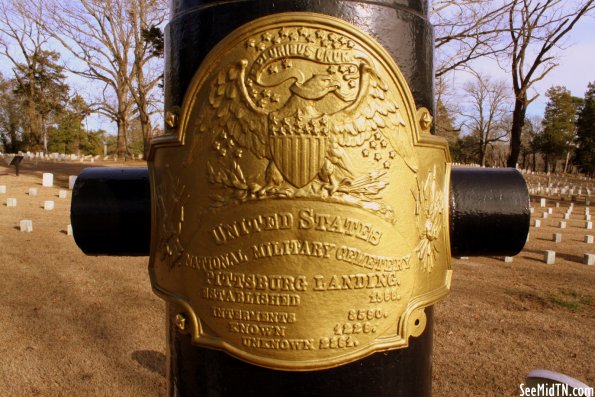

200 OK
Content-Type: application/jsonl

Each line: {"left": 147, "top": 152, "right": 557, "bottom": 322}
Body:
{"left": 449, "top": 167, "right": 530, "bottom": 257}
{"left": 70, "top": 167, "right": 151, "bottom": 256}
{"left": 69, "top": 167, "right": 530, "bottom": 258}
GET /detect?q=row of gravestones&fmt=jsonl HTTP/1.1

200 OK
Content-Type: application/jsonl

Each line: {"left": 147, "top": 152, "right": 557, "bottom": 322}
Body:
{"left": 528, "top": 199, "right": 594, "bottom": 266}
{"left": 458, "top": 197, "right": 595, "bottom": 266}
{"left": 524, "top": 172, "right": 595, "bottom": 200}
{"left": 1, "top": 152, "right": 101, "bottom": 163}
{"left": 0, "top": 173, "right": 77, "bottom": 235}
{"left": 527, "top": 187, "right": 593, "bottom": 203}
{"left": 1, "top": 151, "right": 143, "bottom": 163}
{"left": 489, "top": 251, "right": 594, "bottom": 266}
{"left": 527, "top": 180, "right": 595, "bottom": 195}
{"left": 531, "top": 201, "right": 592, "bottom": 229}
{"left": 521, "top": 169, "right": 595, "bottom": 182}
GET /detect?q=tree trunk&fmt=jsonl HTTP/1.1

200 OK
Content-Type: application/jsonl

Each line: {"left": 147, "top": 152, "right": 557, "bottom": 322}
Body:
{"left": 479, "top": 139, "right": 486, "bottom": 167}
{"left": 26, "top": 100, "right": 37, "bottom": 150}
{"left": 41, "top": 114, "right": 48, "bottom": 154}
{"left": 136, "top": 70, "right": 152, "bottom": 160}
{"left": 139, "top": 108, "right": 151, "bottom": 160}
{"left": 564, "top": 151, "right": 571, "bottom": 173}
{"left": 116, "top": 111, "right": 129, "bottom": 160}
{"left": 116, "top": 88, "right": 129, "bottom": 160}
{"left": 8, "top": 120, "right": 19, "bottom": 152}
{"left": 507, "top": 98, "right": 526, "bottom": 168}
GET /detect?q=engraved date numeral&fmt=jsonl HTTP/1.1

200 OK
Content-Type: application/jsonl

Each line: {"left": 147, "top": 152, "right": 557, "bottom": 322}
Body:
{"left": 334, "top": 322, "right": 377, "bottom": 335}
{"left": 369, "top": 288, "right": 400, "bottom": 303}
{"left": 347, "top": 309, "right": 388, "bottom": 321}
{"left": 319, "top": 336, "right": 359, "bottom": 349}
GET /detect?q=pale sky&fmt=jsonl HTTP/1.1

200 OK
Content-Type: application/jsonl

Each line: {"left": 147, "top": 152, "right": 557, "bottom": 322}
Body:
{"left": 449, "top": 15, "right": 595, "bottom": 119}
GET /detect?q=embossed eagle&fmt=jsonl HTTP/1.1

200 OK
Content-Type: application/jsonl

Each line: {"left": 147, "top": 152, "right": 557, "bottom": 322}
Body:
{"left": 188, "top": 56, "right": 418, "bottom": 196}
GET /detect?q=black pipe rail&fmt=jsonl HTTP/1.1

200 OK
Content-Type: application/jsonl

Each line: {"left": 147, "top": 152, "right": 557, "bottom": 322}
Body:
{"left": 71, "top": 167, "right": 530, "bottom": 258}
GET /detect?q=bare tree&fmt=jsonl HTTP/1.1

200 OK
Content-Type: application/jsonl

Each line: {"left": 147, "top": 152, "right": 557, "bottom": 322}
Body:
{"left": 488, "top": 141, "right": 512, "bottom": 167}
{"left": 435, "top": 75, "right": 463, "bottom": 156}
{"left": 460, "top": 71, "right": 511, "bottom": 166}
{"left": 125, "top": 0, "right": 167, "bottom": 158}
{"left": 35, "top": 0, "right": 132, "bottom": 158}
{"left": 432, "top": 0, "right": 513, "bottom": 77}
{"left": 518, "top": 115, "right": 542, "bottom": 171}
{"left": 0, "top": 74, "right": 23, "bottom": 152}
{"left": 0, "top": 1, "right": 47, "bottom": 151}
{"left": 505, "top": 0, "right": 595, "bottom": 167}
{"left": 34, "top": 0, "right": 166, "bottom": 159}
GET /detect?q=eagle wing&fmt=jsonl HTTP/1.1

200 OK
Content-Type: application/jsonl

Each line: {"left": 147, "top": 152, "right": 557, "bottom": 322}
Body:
{"left": 186, "top": 60, "right": 268, "bottom": 165}
{"left": 329, "top": 63, "right": 418, "bottom": 173}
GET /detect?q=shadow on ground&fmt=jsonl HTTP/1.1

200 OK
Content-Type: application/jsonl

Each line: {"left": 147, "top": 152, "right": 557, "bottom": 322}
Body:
{"left": 132, "top": 350, "right": 166, "bottom": 377}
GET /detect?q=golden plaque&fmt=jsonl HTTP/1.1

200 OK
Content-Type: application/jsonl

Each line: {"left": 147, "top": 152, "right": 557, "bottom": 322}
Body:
{"left": 149, "top": 13, "right": 452, "bottom": 370}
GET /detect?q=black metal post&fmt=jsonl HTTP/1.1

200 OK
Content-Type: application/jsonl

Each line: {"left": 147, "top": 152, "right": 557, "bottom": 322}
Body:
{"left": 68, "top": 1, "right": 531, "bottom": 396}
{"left": 167, "top": 305, "right": 433, "bottom": 397}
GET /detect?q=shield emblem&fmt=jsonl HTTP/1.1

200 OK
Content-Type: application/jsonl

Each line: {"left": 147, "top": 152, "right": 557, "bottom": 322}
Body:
{"left": 270, "top": 135, "right": 327, "bottom": 188}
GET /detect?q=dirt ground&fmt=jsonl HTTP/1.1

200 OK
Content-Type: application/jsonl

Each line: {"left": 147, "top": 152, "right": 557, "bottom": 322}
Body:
{"left": 0, "top": 159, "right": 593, "bottom": 396}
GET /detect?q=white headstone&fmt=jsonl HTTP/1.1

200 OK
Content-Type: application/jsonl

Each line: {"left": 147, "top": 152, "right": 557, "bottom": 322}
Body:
{"left": 555, "top": 202, "right": 560, "bottom": 208}
{"left": 67, "top": 224, "right": 73, "bottom": 236}
{"left": 547, "top": 208, "right": 553, "bottom": 215}
{"left": 585, "top": 235, "right": 594, "bottom": 244}
{"left": 0, "top": 185, "right": 6, "bottom": 194}
{"left": 68, "top": 175, "right": 77, "bottom": 190}
{"left": 559, "top": 221, "right": 566, "bottom": 229}
{"left": 586, "top": 221, "right": 593, "bottom": 230}
{"left": 553, "top": 233, "right": 562, "bottom": 243}
{"left": 542, "top": 212, "right": 548, "bottom": 219}
{"left": 530, "top": 208, "right": 534, "bottom": 214}
{"left": 19, "top": 220, "right": 33, "bottom": 233}
{"left": 6, "top": 198, "right": 16, "bottom": 207}
{"left": 42, "top": 173, "right": 54, "bottom": 187}
{"left": 544, "top": 250, "right": 556, "bottom": 265}
{"left": 28, "top": 187, "right": 38, "bottom": 196}
{"left": 58, "top": 190, "right": 67, "bottom": 199}
{"left": 540, "top": 198, "right": 546, "bottom": 208}
{"left": 44, "top": 200, "right": 55, "bottom": 210}
{"left": 534, "top": 219, "right": 541, "bottom": 228}
{"left": 586, "top": 215, "right": 592, "bottom": 221}
{"left": 584, "top": 253, "right": 595, "bottom": 266}
{"left": 503, "top": 256, "right": 513, "bottom": 263}
{"left": 563, "top": 213, "right": 571, "bottom": 220}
